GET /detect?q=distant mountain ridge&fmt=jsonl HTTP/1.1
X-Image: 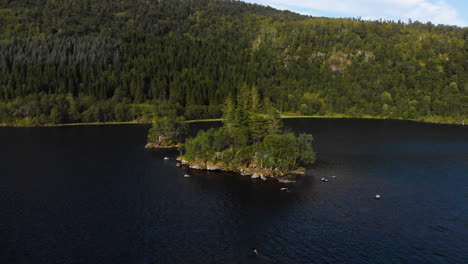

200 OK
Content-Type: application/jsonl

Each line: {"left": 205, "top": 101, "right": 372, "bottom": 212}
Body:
{"left": 0, "top": 0, "right": 466, "bottom": 125}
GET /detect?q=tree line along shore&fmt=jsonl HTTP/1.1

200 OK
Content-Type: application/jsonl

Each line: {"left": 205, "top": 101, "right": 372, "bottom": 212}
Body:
{"left": 0, "top": 114, "right": 464, "bottom": 128}
{"left": 0, "top": 0, "right": 466, "bottom": 127}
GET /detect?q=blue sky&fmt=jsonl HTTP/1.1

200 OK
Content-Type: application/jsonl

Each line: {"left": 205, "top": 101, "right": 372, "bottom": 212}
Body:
{"left": 243, "top": 0, "right": 467, "bottom": 27}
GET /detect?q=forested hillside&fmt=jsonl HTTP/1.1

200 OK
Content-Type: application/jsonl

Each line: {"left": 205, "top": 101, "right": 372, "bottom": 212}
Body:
{"left": 0, "top": 0, "right": 466, "bottom": 125}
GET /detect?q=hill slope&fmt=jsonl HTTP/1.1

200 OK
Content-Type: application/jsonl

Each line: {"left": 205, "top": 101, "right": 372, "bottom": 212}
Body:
{"left": 0, "top": 0, "right": 466, "bottom": 125}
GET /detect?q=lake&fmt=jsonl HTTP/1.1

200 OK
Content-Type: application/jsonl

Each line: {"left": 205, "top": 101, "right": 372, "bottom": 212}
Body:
{"left": 0, "top": 119, "right": 467, "bottom": 264}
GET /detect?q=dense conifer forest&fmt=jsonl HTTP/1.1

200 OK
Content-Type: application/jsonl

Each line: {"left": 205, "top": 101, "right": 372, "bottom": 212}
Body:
{"left": 0, "top": 0, "right": 466, "bottom": 125}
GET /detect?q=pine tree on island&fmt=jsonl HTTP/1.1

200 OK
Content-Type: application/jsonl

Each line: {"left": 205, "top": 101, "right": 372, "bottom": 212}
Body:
{"left": 179, "top": 85, "right": 316, "bottom": 180}
{"left": 146, "top": 102, "right": 187, "bottom": 149}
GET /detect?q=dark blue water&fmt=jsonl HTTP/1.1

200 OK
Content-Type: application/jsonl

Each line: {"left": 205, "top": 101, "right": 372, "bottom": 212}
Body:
{"left": 0, "top": 119, "right": 467, "bottom": 264}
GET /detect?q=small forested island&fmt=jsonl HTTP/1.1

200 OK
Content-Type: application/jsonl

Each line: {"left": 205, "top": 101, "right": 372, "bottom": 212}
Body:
{"left": 147, "top": 86, "right": 316, "bottom": 181}
{"left": 146, "top": 114, "right": 187, "bottom": 149}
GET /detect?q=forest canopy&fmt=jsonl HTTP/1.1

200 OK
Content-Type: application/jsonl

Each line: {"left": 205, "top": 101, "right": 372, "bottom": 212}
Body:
{"left": 0, "top": 0, "right": 466, "bottom": 125}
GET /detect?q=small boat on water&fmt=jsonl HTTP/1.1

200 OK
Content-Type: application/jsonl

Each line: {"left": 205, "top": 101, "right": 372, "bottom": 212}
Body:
{"left": 184, "top": 174, "right": 190, "bottom": 178}
{"left": 164, "top": 157, "right": 170, "bottom": 160}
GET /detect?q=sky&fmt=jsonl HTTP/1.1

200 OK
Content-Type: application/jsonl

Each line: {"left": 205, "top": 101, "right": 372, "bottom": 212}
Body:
{"left": 243, "top": 0, "right": 468, "bottom": 27}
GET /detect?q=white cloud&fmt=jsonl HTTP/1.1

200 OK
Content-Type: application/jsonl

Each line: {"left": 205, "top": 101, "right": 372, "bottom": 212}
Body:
{"left": 246, "top": 0, "right": 467, "bottom": 26}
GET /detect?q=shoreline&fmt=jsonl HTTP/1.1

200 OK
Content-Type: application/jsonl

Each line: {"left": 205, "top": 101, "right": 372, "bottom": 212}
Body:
{"left": 0, "top": 115, "right": 465, "bottom": 128}
{"left": 177, "top": 157, "right": 302, "bottom": 183}
{"left": 145, "top": 142, "right": 180, "bottom": 149}
{"left": 0, "top": 120, "right": 151, "bottom": 128}
{"left": 280, "top": 115, "right": 466, "bottom": 126}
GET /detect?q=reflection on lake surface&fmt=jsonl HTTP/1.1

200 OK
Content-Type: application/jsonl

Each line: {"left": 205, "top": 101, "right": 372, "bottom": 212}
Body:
{"left": 0, "top": 119, "right": 467, "bottom": 264}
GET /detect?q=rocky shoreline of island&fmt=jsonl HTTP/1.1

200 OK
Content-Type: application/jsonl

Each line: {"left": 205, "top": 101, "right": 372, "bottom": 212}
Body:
{"left": 176, "top": 157, "right": 303, "bottom": 183}
{"left": 145, "top": 141, "right": 180, "bottom": 149}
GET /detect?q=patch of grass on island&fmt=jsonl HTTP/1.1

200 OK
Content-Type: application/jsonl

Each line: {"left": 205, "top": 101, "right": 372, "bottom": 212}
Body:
{"left": 186, "top": 118, "right": 224, "bottom": 123}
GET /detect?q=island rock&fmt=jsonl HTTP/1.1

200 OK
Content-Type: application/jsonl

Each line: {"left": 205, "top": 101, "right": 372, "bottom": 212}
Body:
{"left": 145, "top": 141, "right": 179, "bottom": 149}
{"left": 177, "top": 156, "right": 306, "bottom": 182}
